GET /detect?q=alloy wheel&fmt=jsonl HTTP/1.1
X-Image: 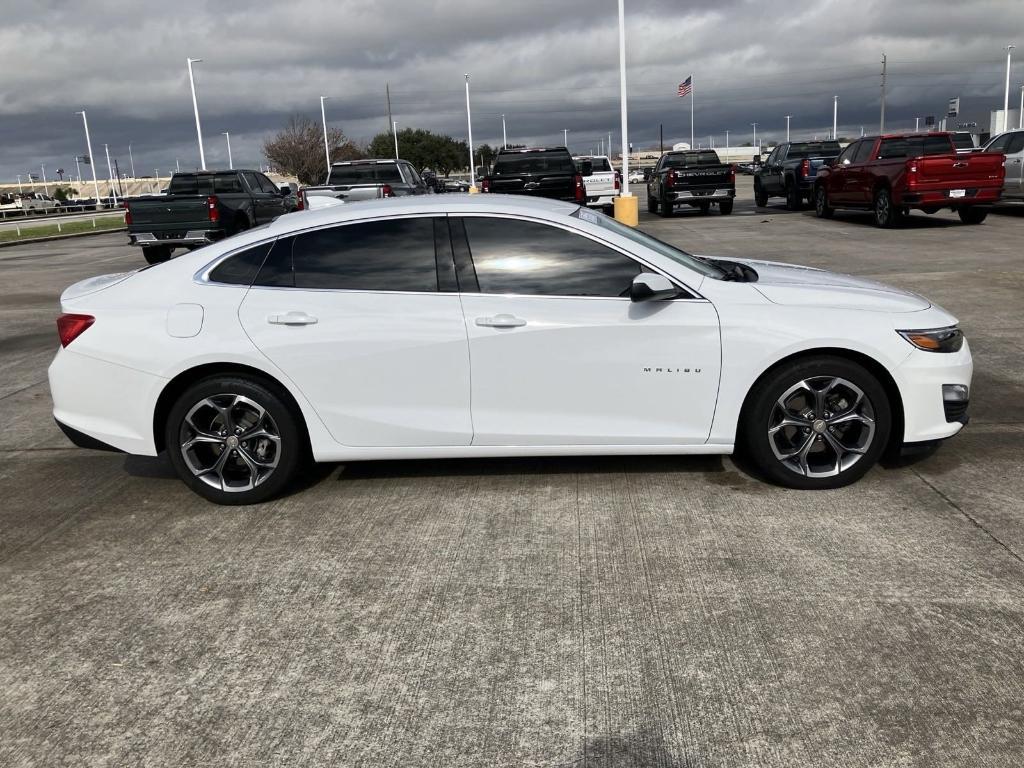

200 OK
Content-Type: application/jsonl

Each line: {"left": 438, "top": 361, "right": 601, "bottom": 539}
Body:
{"left": 767, "top": 376, "right": 876, "bottom": 478}
{"left": 179, "top": 394, "right": 281, "bottom": 492}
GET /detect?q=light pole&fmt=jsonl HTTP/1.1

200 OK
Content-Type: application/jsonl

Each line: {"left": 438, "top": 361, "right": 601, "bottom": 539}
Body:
{"left": 128, "top": 143, "right": 136, "bottom": 178}
{"left": 785, "top": 115, "right": 791, "bottom": 142}
{"left": 154, "top": 170, "right": 159, "bottom": 194}
{"left": 176, "top": 158, "right": 180, "bottom": 173}
{"left": 465, "top": 74, "right": 476, "bottom": 192}
{"left": 392, "top": 121, "right": 399, "bottom": 159}
{"left": 501, "top": 114, "right": 507, "bottom": 149}
{"left": 222, "top": 132, "right": 233, "bottom": 169}
{"left": 1019, "top": 84, "right": 1023, "bottom": 129}
{"left": 320, "top": 95, "right": 331, "bottom": 174}
{"left": 751, "top": 123, "right": 757, "bottom": 155}
{"left": 615, "top": 0, "right": 635, "bottom": 223}
{"left": 75, "top": 111, "right": 102, "bottom": 207}
{"left": 915, "top": 117, "right": 920, "bottom": 132}
{"left": 1003, "top": 45, "right": 1015, "bottom": 133}
{"left": 74, "top": 157, "right": 81, "bottom": 184}
{"left": 103, "top": 144, "right": 117, "bottom": 204}
{"left": 563, "top": 128, "right": 568, "bottom": 147}
{"left": 187, "top": 57, "right": 206, "bottom": 170}
{"left": 16, "top": 175, "right": 22, "bottom": 193}
{"left": 725, "top": 129, "right": 729, "bottom": 150}
{"left": 833, "top": 95, "right": 838, "bottom": 140}
{"left": 41, "top": 165, "right": 49, "bottom": 196}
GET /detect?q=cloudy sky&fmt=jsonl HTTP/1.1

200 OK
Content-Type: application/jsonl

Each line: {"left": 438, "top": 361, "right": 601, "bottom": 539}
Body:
{"left": 1, "top": 0, "right": 1022, "bottom": 181}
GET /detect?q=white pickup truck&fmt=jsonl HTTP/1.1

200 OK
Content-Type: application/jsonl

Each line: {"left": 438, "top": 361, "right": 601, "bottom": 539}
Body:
{"left": 573, "top": 155, "right": 620, "bottom": 212}
{"left": 0, "top": 192, "right": 59, "bottom": 215}
{"left": 300, "top": 159, "right": 431, "bottom": 209}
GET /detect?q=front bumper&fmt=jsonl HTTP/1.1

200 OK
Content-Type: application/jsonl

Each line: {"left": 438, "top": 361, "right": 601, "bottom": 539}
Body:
{"left": 893, "top": 339, "right": 973, "bottom": 443}
{"left": 129, "top": 230, "right": 223, "bottom": 248}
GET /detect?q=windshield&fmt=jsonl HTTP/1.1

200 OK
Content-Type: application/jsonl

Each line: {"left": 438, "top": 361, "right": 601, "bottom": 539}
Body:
{"left": 327, "top": 164, "right": 403, "bottom": 185}
{"left": 951, "top": 133, "right": 976, "bottom": 149}
{"left": 571, "top": 208, "right": 723, "bottom": 279}
{"left": 786, "top": 141, "right": 841, "bottom": 159}
{"left": 493, "top": 153, "right": 575, "bottom": 175}
{"left": 662, "top": 151, "right": 721, "bottom": 168}
{"left": 168, "top": 173, "right": 244, "bottom": 195}
{"left": 575, "top": 157, "right": 612, "bottom": 172}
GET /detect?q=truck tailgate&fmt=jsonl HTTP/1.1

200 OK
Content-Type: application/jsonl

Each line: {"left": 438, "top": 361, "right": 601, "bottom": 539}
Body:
{"left": 583, "top": 172, "right": 616, "bottom": 196}
{"left": 128, "top": 196, "right": 210, "bottom": 228}
{"left": 490, "top": 173, "right": 575, "bottom": 197}
{"left": 675, "top": 166, "right": 733, "bottom": 188}
{"left": 914, "top": 153, "right": 1005, "bottom": 189}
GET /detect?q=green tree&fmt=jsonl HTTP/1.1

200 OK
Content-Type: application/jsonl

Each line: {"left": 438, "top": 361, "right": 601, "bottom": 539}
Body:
{"left": 263, "top": 114, "right": 364, "bottom": 185}
{"left": 367, "top": 128, "right": 469, "bottom": 176}
{"left": 52, "top": 186, "right": 79, "bottom": 202}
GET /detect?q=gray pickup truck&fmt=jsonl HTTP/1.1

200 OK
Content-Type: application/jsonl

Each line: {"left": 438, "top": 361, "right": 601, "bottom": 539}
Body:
{"left": 301, "top": 159, "right": 430, "bottom": 208}
{"left": 125, "top": 170, "right": 292, "bottom": 263}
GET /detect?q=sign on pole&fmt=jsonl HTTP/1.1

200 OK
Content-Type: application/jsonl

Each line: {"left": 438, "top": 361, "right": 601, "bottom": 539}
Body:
{"left": 947, "top": 97, "right": 960, "bottom": 118}
{"left": 925, "top": 115, "right": 935, "bottom": 127}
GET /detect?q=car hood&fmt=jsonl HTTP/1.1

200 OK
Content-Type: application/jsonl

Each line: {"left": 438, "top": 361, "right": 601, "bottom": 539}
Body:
{"left": 731, "top": 258, "right": 931, "bottom": 313}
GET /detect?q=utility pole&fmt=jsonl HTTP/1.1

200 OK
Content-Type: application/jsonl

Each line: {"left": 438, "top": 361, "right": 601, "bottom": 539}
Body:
{"left": 914, "top": 117, "right": 920, "bottom": 132}
{"left": 501, "top": 114, "right": 507, "bottom": 148}
{"left": 659, "top": 123, "right": 664, "bottom": 155}
{"left": 608, "top": 131, "right": 612, "bottom": 158}
{"left": 74, "top": 156, "right": 82, "bottom": 184}
{"left": 393, "top": 121, "right": 399, "bottom": 159}
{"left": 187, "top": 58, "right": 206, "bottom": 170}
{"left": 386, "top": 82, "right": 394, "bottom": 136}
{"left": 785, "top": 115, "right": 791, "bottom": 141}
{"left": 41, "top": 165, "right": 48, "bottom": 196}
{"left": 725, "top": 129, "right": 729, "bottom": 150}
{"left": 1003, "top": 45, "right": 1015, "bottom": 133}
{"left": 832, "top": 96, "right": 838, "bottom": 140}
{"left": 128, "top": 143, "right": 136, "bottom": 178}
{"left": 222, "top": 132, "right": 233, "bottom": 169}
{"left": 320, "top": 95, "right": 331, "bottom": 174}
{"left": 751, "top": 123, "right": 757, "bottom": 154}
{"left": 103, "top": 144, "right": 117, "bottom": 204}
{"left": 880, "top": 53, "right": 887, "bottom": 133}
{"left": 563, "top": 128, "right": 568, "bottom": 147}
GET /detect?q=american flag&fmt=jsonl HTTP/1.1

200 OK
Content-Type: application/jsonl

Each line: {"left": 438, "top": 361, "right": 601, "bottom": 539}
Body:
{"left": 677, "top": 76, "right": 692, "bottom": 97}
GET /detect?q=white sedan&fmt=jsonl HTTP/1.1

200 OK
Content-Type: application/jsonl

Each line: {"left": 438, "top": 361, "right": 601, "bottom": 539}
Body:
{"left": 49, "top": 195, "right": 972, "bottom": 505}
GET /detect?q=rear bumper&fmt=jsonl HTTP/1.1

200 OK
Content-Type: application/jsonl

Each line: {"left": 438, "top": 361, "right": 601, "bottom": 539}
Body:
{"left": 667, "top": 188, "right": 735, "bottom": 203}
{"left": 898, "top": 187, "right": 1002, "bottom": 207}
{"left": 586, "top": 193, "right": 619, "bottom": 207}
{"left": 128, "top": 230, "right": 223, "bottom": 248}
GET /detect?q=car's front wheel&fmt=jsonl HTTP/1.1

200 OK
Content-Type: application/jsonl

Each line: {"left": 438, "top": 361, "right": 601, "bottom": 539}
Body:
{"left": 754, "top": 180, "right": 768, "bottom": 207}
{"left": 739, "top": 356, "right": 891, "bottom": 489}
{"left": 814, "top": 185, "right": 834, "bottom": 218}
{"left": 165, "top": 376, "right": 304, "bottom": 505}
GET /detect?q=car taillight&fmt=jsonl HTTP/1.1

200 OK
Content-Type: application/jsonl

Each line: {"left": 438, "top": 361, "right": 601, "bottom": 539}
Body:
{"left": 123, "top": 201, "right": 132, "bottom": 226}
{"left": 907, "top": 162, "right": 919, "bottom": 187}
{"left": 381, "top": 184, "right": 394, "bottom": 198}
{"left": 574, "top": 173, "right": 585, "bottom": 203}
{"left": 296, "top": 189, "right": 305, "bottom": 210}
{"left": 481, "top": 178, "right": 491, "bottom": 193}
{"left": 57, "top": 313, "right": 94, "bottom": 348}
{"left": 666, "top": 169, "right": 677, "bottom": 186}
{"left": 729, "top": 164, "right": 736, "bottom": 183}
{"left": 800, "top": 159, "right": 811, "bottom": 178}
{"left": 614, "top": 171, "right": 621, "bottom": 191}
{"left": 206, "top": 195, "right": 219, "bottom": 223}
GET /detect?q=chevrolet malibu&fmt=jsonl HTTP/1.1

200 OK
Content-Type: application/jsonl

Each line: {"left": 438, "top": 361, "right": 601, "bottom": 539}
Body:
{"left": 49, "top": 195, "right": 972, "bottom": 504}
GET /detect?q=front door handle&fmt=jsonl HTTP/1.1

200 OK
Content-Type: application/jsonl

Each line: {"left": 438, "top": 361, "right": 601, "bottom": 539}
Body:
{"left": 475, "top": 314, "right": 527, "bottom": 328}
{"left": 268, "top": 311, "right": 318, "bottom": 326}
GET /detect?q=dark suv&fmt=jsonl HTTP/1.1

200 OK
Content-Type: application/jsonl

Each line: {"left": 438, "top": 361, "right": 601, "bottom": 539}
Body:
{"left": 481, "top": 147, "right": 584, "bottom": 203}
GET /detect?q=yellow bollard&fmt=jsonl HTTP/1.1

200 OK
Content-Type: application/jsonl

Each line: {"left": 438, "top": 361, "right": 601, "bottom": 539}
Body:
{"left": 468, "top": 185, "right": 479, "bottom": 194}
{"left": 613, "top": 194, "right": 639, "bottom": 226}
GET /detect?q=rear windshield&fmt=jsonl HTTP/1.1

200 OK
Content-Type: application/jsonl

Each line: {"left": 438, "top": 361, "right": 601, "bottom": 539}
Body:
{"left": 662, "top": 151, "right": 721, "bottom": 168}
{"left": 786, "top": 142, "right": 841, "bottom": 159}
{"left": 168, "top": 173, "right": 245, "bottom": 195}
{"left": 951, "top": 133, "right": 976, "bottom": 150}
{"left": 878, "top": 135, "right": 954, "bottom": 159}
{"left": 492, "top": 152, "right": 575, "bottom": 175}
{"left": 575, "top": 157, "right": 612, "bottom": 172}
{"left": 327, "top": 164, "right": 403, "bottom": 185}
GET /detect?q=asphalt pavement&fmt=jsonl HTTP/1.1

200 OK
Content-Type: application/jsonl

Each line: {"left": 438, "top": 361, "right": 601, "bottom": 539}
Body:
{"left": 1, "top": 181, "right": 1023, "bottom": 767}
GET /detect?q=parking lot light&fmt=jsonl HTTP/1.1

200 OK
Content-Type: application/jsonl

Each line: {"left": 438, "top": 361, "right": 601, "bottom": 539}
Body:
{"left": 75, "top": 110, "right": 102, "bottom": 208}
{"left": 613, "top": 0, "right": 638, "bottom": 226}
{"left": 320, "top": 96, "right": 330, "bottom": 173}
{"left": 187, "top": 58, "right": 206, "bottom": 171}
{"left": 465, "top": 75, "right": 477, "bottom": 193}
{"left": 222, "top": 132, "right": 233, "bottom": 169}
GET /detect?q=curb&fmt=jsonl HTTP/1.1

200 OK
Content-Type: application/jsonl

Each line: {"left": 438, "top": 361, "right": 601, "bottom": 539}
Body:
{"left": 0, "top": 227, "right": 126, "bottom": 249}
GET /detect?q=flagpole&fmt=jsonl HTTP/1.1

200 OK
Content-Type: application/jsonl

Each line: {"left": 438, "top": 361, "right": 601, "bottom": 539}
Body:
{"left": 690, "top": 74, "right": 695, "bottom": 148}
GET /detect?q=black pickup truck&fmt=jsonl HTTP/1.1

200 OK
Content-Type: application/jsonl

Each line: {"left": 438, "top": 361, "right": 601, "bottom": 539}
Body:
{"left": 125, "top": 170, "right": 292, "bottom": 264}
{"left": 754, "top": 141, "right": 841, "bottom": 209}
{"left": 646, "top": 150, "right": 735, "bottom": 216}
{"left": 481, "top": 147, "right": 584, "bottom": 203}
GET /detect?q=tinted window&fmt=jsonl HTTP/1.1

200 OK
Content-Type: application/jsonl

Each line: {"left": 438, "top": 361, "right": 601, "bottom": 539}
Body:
{"left": 253, "top": 236, "right": 296, "bottom": 287}
{"left": 168, "top": 173, "right": 244, "bottom": 195}
{"left": 209, "top": 242, "right": 274, "bottom": 286}
{"left": 463, "top": 217, "right": 640, "bottom": 297}
{"left": 787, "top": 141, "right": 842, "bottom": 159}
{"left": 327, "top": 164, "right": 403, "bottom": 185}
{"left": 291, "top": 218, "right": 437, "bottom": 291}
{"left": 951, "top": 133, "right": 976, "bottom": 150}
{"left": 986, "top": 133, "right": 1012, "bottom": 152}
{"left": 836, "top": 142, "right": 858, "bottom": 165}
{"left": 879, "top": 135, "right": 953, "bottom": 159}
{"left": 241, "top": 172, "right": 262, "bottom": 193}
{"left": 663, "top": 151, "right": 721, "bottom": 168}
{"left": 257, "top": 174, "right": 281, "bottom": 194}
{"left": 1006, "top": 133, "right": 1024, "bottom": 154}
{"left": 575, "top": 157, "right": 612, "bottom": 172}
{"left": 492, "top": 152, "right": 575, "bottom": 175}
{"left": 853, "top": 140, "right": 876, "bottom": 163}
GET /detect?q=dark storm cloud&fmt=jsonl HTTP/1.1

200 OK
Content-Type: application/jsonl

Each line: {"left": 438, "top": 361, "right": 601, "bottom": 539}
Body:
{"left": 1, "top": 0, "right": 1021, "bottom": 178}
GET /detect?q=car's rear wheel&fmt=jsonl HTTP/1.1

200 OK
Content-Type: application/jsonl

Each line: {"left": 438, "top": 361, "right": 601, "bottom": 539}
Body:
{"left": 814, "top": 185, "right": 834, "bottom": 218}
{"left": 659, "top": 193, "right": 673, "bottom": 217}
{"left": 754, "top": 180, "right": 768, "bottom": 207}
{"left": 647, "top": 195, "right": 659, "bottom": 213}
{"left": 719, "top": 199, "right": 734, "bottom": 215}
{"left": 165, "top": 376, "right": 304, "bottom": 505}
{"left": 142, "top": 246, "right": 172, "bottom": 264}
{"left": 873, "top": 187, "right": 900, "bottom": 228}
{"left": 739, "top": 356, "right": 891, "bottom": 490}
{"left": 957, "top": 207, "right": 988, "bottom": 225}
{"left": 785, "top": 182, "right": 802, "bottom": 210}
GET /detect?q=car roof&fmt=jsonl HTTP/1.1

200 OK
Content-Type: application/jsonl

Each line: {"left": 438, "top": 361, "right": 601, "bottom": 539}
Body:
{"left": 496, "top": 147, "right": 569, "bottom": 153}
{"left": 330, "top": 159, "right": 399, "bottom": 166}
{"left": 269, "top": 194, "right": 580, "bottom": 232}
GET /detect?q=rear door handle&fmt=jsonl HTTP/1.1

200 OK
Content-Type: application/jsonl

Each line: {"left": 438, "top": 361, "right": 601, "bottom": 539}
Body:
{"left": 475, "top": 314, "right": 527, "bottom": 328}
{"left": 268, "top": 311, "right": 318, "bottom": 326}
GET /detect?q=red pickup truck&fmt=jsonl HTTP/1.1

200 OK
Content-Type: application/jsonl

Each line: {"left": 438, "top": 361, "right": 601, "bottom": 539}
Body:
{"left": 813, "top": 132, "right": 1004, "bottom": 227}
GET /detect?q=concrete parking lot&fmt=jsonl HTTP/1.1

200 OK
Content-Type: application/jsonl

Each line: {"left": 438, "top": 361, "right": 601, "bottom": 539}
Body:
{"left": 2, "top": 181, "right": 1023, "bottom": 767}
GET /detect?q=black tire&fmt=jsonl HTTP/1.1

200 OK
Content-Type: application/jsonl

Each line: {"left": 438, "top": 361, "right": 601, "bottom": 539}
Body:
{"left": 873, "top": 187, "right": 900, "bottom": 228}
{"left": 647, "top": 195, "right": 659, "bottom": 213}
{"left": 165, "top": 375, "right": 305, "bottom": 505}
{"left": 659, "top": 193, "right": 674, "bottom": 217}
{"left": 719, "top": 199, "right": 734, "bottom": 215}
{"left": 754, "top": 181, "right": 769, "bottom": 207}
{"left": 814, "top": 185, "right": 834, "bottom": 219}
{"left": 602, "top": 205, "right": 614, "bottom": 216}
{"left": 234, "top": 214, "right": 251, "bottom": 236}
{"left": 785, "top": 182, "right": 802, "bottom": 211}
{"left": 142, "top": 246, "right": 172, "bottom": 264}
{"left": 738, "top": 356, "right": 891, "bottom": 490}
{"left": 957, "top": 207, "right": 988, "bottom": 225}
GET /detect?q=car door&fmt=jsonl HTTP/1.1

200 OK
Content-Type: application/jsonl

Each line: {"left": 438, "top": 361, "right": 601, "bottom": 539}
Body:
{"left": 453, "top": 215, "right": 721, "bottom": 446}
{"left": 827, "top": 141, "right": 860, "bottom": 204}
{"left": 1003, "top": 132, "right": 1024, "bottom": 197}
{"left": 257, "top": 173, "right": 290, "bottom": 217}
{"left": 848, "top": 138, "right": 879, "bottom": 206}
{"left": 237, "top": 215, "right": 472, "bottom": 447}
{"left": 762, "top": 146, "right": 784, "bottom": 195}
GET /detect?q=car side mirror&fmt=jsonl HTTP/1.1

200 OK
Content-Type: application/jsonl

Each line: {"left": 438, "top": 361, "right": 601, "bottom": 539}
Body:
{"left": 841, "top": 158, "right": 852, "bottom": 166}
{"left": 630, "top": 272, "right": 678, "bottom": 302}
{"left": 581, "top": 160, "right": 593, "bottom": 177}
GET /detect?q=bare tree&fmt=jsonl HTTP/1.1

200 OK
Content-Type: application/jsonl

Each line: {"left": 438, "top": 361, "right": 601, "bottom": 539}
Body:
{"left": 263, "top": 115, "right": 364, "bottom": 185}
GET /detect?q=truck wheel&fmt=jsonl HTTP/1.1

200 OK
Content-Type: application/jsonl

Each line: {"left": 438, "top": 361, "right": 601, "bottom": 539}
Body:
{"left": 785, "top": 182, "right": 802, "bottom": 211}
{"left": 647, "top": 195, "right": 659, "bottom": 214}
{"left": 957, "top": 207, "right": 988, "bottom": 225}
{"left": 873, "top": 187, "right": 899, "bottom": 228}
{"left": 754, "top": 181, "right": 769, "bottom": 207}
{"left": 814, "top": 185, "right": 834, "bottom": 219}
{"left": 234, "top": 215, "right": 251, "bottom": 235}
{"left": 659, "top": 194, "right": 673, "bottom": 217}
{"left": 142, "top": 246, "right": 172, "bottom": 264}
{"left": 719, "top": 199, "right": 734, "bottom": 215}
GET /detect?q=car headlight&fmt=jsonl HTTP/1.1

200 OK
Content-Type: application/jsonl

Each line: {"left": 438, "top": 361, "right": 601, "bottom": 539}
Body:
{"left": 897, "top": 326, "right": 964, "bottom": 353}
